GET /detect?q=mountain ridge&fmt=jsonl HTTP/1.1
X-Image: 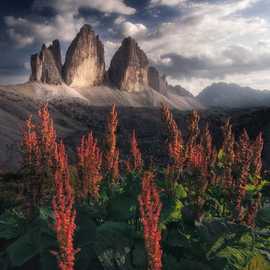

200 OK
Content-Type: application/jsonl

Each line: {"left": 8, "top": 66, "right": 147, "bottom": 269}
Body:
{"left": 197, "top": 82, "right": 270, "bottom": 108}
{"left": 0, "top": 23, "right": 200, "bottom": 110}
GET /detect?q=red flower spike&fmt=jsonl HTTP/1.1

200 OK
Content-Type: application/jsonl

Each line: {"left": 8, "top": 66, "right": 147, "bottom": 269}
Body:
{"left": 77, "top": 131, "right": 103, "bottom": 200}
{"left": 52, "top": 142, "right": 78, "bottom": 270}
{"left": 161, "top": 104, "right": 183, "bottom": 170}
{"left": 38, "top": 104, "right": 57, "bottom": 168}
{"left": 221, "top": 119, "right": 236, "bottom": 189}
{"left": 252, "top": 132, "right": 264, "bottom": 185}
{"left": 21, "top": 105, "right": 58, "bottom": 216}
{"left": 22, "top": 115, "right": 41, "bottom": 169}
{"left": 235, "top": 129, "right": 252, "bottom": 222}
{"left": 185, "top": 110, "right": 200, "bottom": 160}
{"left": 138, "top": 171, "right": 162, "bottom": 270}
{"left": 246, "top": 193, "right": 261, "bottom": 228}
{"left": 190, "top": 144, "right": 206, "bottom": 169}
{"left": 126, "top": 130, "right": 143, "bottom": 173}
{"left": 105, "top": 104, "right": 120, "bottom": 183}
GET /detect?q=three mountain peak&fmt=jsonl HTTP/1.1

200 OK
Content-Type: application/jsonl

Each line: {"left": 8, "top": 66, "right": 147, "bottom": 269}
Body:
{"left": 29, "top": 23, "right": 168, "bottom": 94}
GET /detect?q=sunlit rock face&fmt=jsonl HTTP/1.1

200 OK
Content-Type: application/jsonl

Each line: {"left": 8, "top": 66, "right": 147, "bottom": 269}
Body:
{"left": 30, "top": 40, "right": 62, "bottom": 84}
{"left": 168, "top": 85, "right": 194, "bottom": 97}
{"left": 148, "top": 66, "right": 168, "bottom": 96}
{"left": 62, "top": 24, "right": 106, "bottom": 88}
{"left": 108, "top": 37, "right": 149, "bottom": 92}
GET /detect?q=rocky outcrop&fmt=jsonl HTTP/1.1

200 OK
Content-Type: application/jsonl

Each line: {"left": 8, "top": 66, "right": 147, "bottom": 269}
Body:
{"left": 148, "top": 66, "right": 168, "bottom": 96}
{"left": 30, "top": 40, "right": 62, "bottom": 84}
{"left": 108, "top": 37, "right": 149, "bottom": 92}
{"left": 27, "top": 25, "right": 194, "bottom": 101}
{"left": 62, "top": 24, "right": 105, "bottom": 88}
{"left": 168, "top": 85, "right": 193, "bottom": 97}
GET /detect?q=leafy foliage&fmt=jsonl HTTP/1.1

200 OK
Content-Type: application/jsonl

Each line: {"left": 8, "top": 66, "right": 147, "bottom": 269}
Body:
{"left": 1, "top": 104, "right": 270, "bottom": 270}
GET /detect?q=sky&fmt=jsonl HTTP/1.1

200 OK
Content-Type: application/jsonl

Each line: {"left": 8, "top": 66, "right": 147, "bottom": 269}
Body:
{"left": 0, "top": 0, "right": 270, "bottom": 95}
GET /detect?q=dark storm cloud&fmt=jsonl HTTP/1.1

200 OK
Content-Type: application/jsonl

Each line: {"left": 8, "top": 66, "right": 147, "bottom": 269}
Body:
{"left": 156, "top": 54, "right": 211, "bottom": 78}
{"left": 156, "top": 47, "right": 270, "bottom": 80}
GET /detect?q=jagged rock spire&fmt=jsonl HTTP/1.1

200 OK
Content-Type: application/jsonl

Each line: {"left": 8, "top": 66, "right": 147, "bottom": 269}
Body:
{"left": 148, "top": 66, "right": 168, "bottom": 96}
{"left": 62, "top": 24, "right": 106, "bottom": 87}
{"left": 30, "top": 39, "right": 62, "bottom": 84}
{"left": 108, "top": 37, "right": 149, "bottom": 92}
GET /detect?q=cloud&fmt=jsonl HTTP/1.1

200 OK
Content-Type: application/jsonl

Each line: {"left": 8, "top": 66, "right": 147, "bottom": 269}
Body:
{"left": 119, "top": 21, "right": 147, "bottom": 37}
{"left": 150, "top": 0, "right": 187, "bottom": 7}
{"left": 4, "top": 0, "right": 136, "bottom": 49}
{"left": 33, "top": 0, "right": 136, "bottom": 15}
{"left": 154, "top": 46, "right": 270, "bottom": 95}
{"left": 112, "top": 16, "right": 148, "bottom": 38}
{"left": 5, "top": 13, "right": 85, "bottom": 46}
{"left": 104, "top": 40, "right": 121, "bottom": 66}
{"left": 131, "top": 0, "right": 269, "bottom": 93}
{"left": 0, "top": 73, "right": 28, "bottom": 85}
{"left": 7, "top": 29, "right": 34, "bottom": 47}
{"left": 114, "top": 16, "right": 126, "bottom": 25}
{"left": 156, "top": 48, "right": 270, "bottom": 80}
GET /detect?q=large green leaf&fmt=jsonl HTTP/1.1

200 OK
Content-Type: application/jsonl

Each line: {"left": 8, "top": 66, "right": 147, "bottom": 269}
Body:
{"left": 75, "top": 206, "right": 97, "bottom": 247}
{"left": 6, "top": 227, "right": 40, "bottom": 266}
{"left": 256, "top": 208, "right": 270, "bottom": 227}
{"left": 95, "top": 222, "right": 133, "bottom": 270}
{"left": 161, "top": 197, "right": 184, "bottom": 224}
{"left": 178, "top": 259, "right": 212, "bottom": 270}
{"left": 74, "top": 206, "right": 97, "bottom": 270}
{"left": 132, "top": 240, "right": 147, "bottom": 268}
{"left": 174, "top": 184, "right": 188, "bottom": 200}
{"left": 211, "top": 246, "right": 254, "bottom": 270}
{"left": 243, "top": 254, "right": 270, "bottom": 270}
{"left": 203, "top": 221, "right": 258, "bottom": 270}
{"left": 163, "top": 254, "right": 181, "bottom": 270}
{"left": 107, "top": 195, "right": 137, "bottom": 222}
{"left": 165, "top": 227, "right": 190, "bottom": 249}
{"left": 0, "top": 210, "right": 26, "bottom": 240}
{"left": 4, "top": 209, "right": 57, "bottom": 268}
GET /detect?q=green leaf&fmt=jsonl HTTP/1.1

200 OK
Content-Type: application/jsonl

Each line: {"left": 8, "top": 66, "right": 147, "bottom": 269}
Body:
{"left": 174, "top": 184, "right": 187, "bottom": 200}
{"left": 0, "top": 210, "right": 26, "bottom": 240}
{"left": 203, "top": 220, "right": 256, "bottom": 270}
{"left": 243, "top": 254, "right": 270, "bottom": 270}
{"left": 132, "top": 240, "right": 147, "bottom": 268}
{"left": 161, "top": 196, "right": 184, "bottom": 224}
{"left": 165, "top": 227, "right": 190, "bottom": 249}
{"left": 40, "top": 249, "right": 58, "bottom": 270}
{"left": 75, "top": 206, "right": 97, "bottom": 247}
{"left": 256, "top": 208, "right": 270, "bottom": 227}
{"left": 213, "top": 246, "right": 253, "bottom": 269}
{"left": 178, "top": 259, "right": 212, "bottom": 270}
{"left": 6, "top": 228, "right": 40, "bottom": 266}
{"left": 107, "top": 195, "right": 137, "bottom": 222}
{"left": 218, "top": 149, "right": 225, "bottom": 163}
{"left": 94, "top": 222, "right": 133, "bottom": 269}
{"left": 163, "top": 254, "right": 181, "bottom": 270}
{"left": 74, "top": 207, "right": 97, "bottom": 270}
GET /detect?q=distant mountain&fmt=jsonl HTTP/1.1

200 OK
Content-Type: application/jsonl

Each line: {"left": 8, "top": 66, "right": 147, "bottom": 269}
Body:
{"left": 197, "top": 82, "right": 270, "bottom": 108}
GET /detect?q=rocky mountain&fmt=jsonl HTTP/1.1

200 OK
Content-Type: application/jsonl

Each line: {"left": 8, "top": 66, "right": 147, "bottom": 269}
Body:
{"left": 168, "top": 85, "right": 194, "bottom": 97}
{"left": 62, "top": 24, "right": 105, "bottom": 87}
{"left": 197, "top": 82, "right": 270, "bottom": 108}
{"left": 30, "top": 40, "right": 62, "bottom": 84}
{"left": 148, "top": 66, "right": 168, "bottom": 96}
{"left": 12, "top": 24, "right": 198, "bottom": 110}
{"left": 108, "top": 37, "right": 149, "bottom": 92}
